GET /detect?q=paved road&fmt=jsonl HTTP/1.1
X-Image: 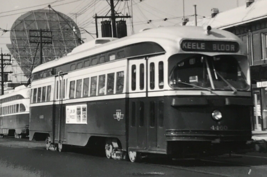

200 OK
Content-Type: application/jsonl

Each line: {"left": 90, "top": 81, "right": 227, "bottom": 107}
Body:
{"left": 1, "top": 138, "right": 267, "bottom": 177}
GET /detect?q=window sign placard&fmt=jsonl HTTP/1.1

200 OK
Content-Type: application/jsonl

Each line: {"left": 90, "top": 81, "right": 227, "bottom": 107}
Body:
{"left": 66, "top": 104, "right": 87, "bottom": 124}
{"left": 180, "top": 40, "right": 239, "bottom": 53}
{"left": 257, "top": 81, "right": 267, "bottom": 88}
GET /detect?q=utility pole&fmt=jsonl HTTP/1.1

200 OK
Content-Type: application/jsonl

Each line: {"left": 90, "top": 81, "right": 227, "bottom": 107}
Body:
{"left": 94, "top": 0, "right": 131, "bottom": 38}
{"left": 194, "top": 4, "right": 197, "bottom": 26}
{"left": 29, "top": 29, "right": 52, "bottom": 64}
{"left": 110, "top": 0, "right": 116, "bottom": 37}
{"left": 95, "top": 14, "right": 99, "bottom": 38}
{"left": 0, "top": 50, "right": 12, "bottom": 95}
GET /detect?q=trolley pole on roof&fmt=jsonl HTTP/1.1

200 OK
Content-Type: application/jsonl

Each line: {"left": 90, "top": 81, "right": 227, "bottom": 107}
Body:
{"left": 194, "top": 4, "right": 197, "bottom": 26}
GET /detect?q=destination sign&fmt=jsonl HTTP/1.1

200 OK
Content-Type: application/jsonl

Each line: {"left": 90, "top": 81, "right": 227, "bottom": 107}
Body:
{"left": 180, "top": 40, "right": 239, "bottom": 53}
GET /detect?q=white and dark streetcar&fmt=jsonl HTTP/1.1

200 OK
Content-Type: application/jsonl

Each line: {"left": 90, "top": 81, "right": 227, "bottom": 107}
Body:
{"left": 29, "top": 26, "right": 252, "bottom": 162}
{"left": 0, "top": 85, "right": 30, "bottom": 138}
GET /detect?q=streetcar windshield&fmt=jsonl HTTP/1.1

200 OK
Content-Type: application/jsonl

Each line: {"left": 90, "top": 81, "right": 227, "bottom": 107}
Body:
{"left": 168, "top": 54, "right": 250, "bottom": 91}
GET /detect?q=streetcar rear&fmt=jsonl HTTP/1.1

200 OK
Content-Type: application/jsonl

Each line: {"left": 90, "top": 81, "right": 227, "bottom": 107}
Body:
{"left": 165, "top": 35, "right": 252, "bottom": 156}
{"left": 0, "top": 85, "right": 30, "bottom": 138}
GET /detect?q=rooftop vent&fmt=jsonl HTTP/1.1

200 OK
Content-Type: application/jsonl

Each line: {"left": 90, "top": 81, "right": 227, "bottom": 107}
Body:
{"left": 246, "top": 0, "right": 254, "bottom": 7}
{"left": 211, "top": 8, "right": 219, "bottom": 18}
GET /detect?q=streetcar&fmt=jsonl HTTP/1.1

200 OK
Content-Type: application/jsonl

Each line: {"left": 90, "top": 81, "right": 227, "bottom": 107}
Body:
{"left": 29, "top": 26, "right": 253, "bottom": 162}
{"left": 0, "top": 85, "right": 30, "bottom": 138}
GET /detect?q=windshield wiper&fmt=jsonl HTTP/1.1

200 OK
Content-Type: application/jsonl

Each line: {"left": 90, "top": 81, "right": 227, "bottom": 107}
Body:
{"left": 215, "top": 71, "right": 237, "bottom": 94}
{"left": 176, "top": 80, "right": 213, "bottom": 93}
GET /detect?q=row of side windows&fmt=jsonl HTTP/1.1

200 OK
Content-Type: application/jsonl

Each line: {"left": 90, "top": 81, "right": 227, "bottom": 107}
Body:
{"left": 0, "top": 104, "right": 26, "bottom": 115}
{"left": 31, "top": 85, "right": 51, "bottom": 103}
{"left": 69, "top": 71, "right": 124, "bottom": 99}
{"left": 0, "top": 95, "right": 24, "bottom": 103}
{"left": 131, "top": 61, "right": 164, "bottom": 91}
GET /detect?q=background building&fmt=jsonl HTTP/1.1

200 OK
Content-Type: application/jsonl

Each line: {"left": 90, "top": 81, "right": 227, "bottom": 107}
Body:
{"left": 6, "top": 9, "right": 81, "bottom": 79}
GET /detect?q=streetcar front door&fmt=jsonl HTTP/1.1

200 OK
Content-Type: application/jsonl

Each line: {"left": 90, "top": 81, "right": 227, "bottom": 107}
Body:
{"left": 128, "top": 58, "right": 148, "bottom": 151}
{"left": 53, "top": 73, "right": 67, "bottom": 146}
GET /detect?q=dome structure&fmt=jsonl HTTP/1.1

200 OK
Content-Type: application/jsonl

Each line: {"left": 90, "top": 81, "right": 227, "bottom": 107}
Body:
{"left": 7, "top": 9, "right": 81, "bottom": 78}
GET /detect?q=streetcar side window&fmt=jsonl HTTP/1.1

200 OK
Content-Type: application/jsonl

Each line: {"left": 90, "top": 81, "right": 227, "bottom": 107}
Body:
{"left": 62, "top": 79, "right": 65, "bottom": 99}
{"left": 90, "top": 76, "right": 97, "bottom": 96}
{"left": 69, "top": 81, "right": 75, "bottom": 99}
{"left": 91, "top": 58, "right": 98, "bottom": 65}
{"left": 47, "top": 85, "right": 51, "bottom": 101}
{"left": 159, "top": 61, "right": 164, "bottom": 89}
{"left": 20, "top": 104, "right": 26, "bottom": 112}
{"left": 99, "top": 56, "right": 105, "bottom": 63}
{"left": 131, "top": 102, "right": 136, "bottom": 127}
{"left": 98, "top": 75, "right": 106, "bottom": 95}
{"left": 139, "top": 102, "right": 145, "bottom": 127}
{"left": 42, "top": 86, "right": 46, "bottom": 102}
{"left": 132, "top": 65, "right": 136, "bottom": 91}
{"left": 76, "top": 79, "right": 82, "bottom": 98}
{"left": 33, "top": 88, "right": 37, "bottom": 103}
{"left": 109, "top": 54, "right": 116, "bottom": 61}
{"left": 107, "top": 73, "right": 115, "bottom": 95}
{"left": 56, "top": 81, "right": 59, "bottom": 99}
{"left": 140, "top": 64, "right": 144, "bottom": 90}
{"left": 37, "top": 87, "right": 42, "bottom": 103}
{"left": 70, "top": 64, "right": 76, "bottom": 71}
{"left": 116, "top": 71, "right": 124, "bottom": 94}
{"left": 83, "top": 77, "right": 89, "bottom": 97}
{"left": 16, "top": 104, "right": 19, "bottom": 112}
{"left": 77, "top": 62, "right": 83, "bottom": 69}
{"left": 150, "top": 101, "right": 156, "bottom": 127}
{"left": 84, "top": 60, "right": 90, "bottom": 67}
{"left": 159, "top": 101, "right": 164, "bottom": 127}
{"left": 150, "top": 63, "right": 155, "bottom": 89}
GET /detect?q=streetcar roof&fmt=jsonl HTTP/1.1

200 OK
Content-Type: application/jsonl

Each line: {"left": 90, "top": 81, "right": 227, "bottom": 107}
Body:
{"left": 32, "top": 26, "right": 245, "bottom": 73}
{"left": 0, "top": 86, "right": 30, "bottom": 100}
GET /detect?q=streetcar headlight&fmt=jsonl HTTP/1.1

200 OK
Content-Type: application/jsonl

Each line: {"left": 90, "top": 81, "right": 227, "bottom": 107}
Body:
{"left": 212, "top": 110, "right": 222, "bottom": 120}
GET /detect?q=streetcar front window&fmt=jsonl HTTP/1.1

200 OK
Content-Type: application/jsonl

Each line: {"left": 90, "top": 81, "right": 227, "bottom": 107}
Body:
{"left": 168, "top": 54, "right": 250, "bottom": 91}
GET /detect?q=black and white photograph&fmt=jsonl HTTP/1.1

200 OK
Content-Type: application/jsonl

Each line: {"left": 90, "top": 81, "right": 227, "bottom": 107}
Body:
{"left": 0, "top": 0, "right": 267, "bottom": 176}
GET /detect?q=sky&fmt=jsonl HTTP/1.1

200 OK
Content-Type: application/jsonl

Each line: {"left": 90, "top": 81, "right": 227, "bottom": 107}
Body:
{"left": 0, "top": 0, "right": 249, "bottom": 53}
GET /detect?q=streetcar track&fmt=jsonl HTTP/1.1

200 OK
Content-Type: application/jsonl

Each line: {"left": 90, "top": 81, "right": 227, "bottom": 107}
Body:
{"left": 232, "top": 153, "right": 267, "bottom": 159}
{"left": 153, "top": 163, "right": 232, "bottom": 177}
{"left": 1, "top": 138, "right": 267, "bottom": 177}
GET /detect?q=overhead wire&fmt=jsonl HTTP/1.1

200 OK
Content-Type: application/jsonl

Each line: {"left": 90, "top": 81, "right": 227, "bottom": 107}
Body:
{"left": 0, "top": 0, "right": 83, "bottom": 18}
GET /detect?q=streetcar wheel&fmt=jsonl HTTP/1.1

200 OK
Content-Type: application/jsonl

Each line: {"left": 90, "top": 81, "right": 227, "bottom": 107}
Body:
{"left": 128, "top": 151, "right": 140, "bottom": 163}
{"left": 45, "top": 137, "right": 51, "bottom": 151}
{"left": 105, "top": 142, "right": 114, "bottom": 159}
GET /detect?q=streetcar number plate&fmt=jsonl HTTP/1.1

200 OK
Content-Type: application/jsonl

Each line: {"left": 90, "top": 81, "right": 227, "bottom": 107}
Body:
{"left": 210, "top": 125, "right": 228, "bottom": 130}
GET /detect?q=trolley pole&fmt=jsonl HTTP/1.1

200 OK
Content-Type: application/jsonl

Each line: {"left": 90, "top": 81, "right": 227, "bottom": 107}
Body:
{"left": 194, "top": 4, "right": 197, "bottom": 26}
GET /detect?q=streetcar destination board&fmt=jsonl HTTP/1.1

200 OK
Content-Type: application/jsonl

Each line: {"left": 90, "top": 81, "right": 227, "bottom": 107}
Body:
{"left": 180, "top": 40, "right": 239, "bottom": 53}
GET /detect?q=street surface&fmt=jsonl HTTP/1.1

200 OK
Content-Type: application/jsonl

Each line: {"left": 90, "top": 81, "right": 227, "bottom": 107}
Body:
{"left": 1, "top": 137, "right": 267, "bottom": 177}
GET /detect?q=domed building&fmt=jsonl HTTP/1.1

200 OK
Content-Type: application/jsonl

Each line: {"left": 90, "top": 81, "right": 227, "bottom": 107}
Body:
{"left": 6, "top": 9, "right": 81, "bottom": 78}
